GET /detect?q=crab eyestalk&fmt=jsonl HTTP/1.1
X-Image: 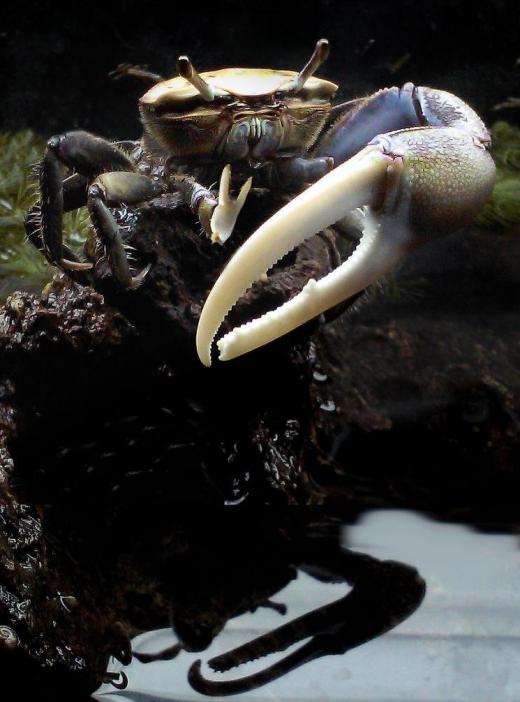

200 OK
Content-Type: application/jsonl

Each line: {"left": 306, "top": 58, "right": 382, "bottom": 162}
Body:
{"left": 176, "top": 55, "right": 215, "bottom": 102}
{"left": 196, "top": 126, "right": 495, "bottom": 367}
{"left": 283, "top": 38, "right": 330, "bottom": 94}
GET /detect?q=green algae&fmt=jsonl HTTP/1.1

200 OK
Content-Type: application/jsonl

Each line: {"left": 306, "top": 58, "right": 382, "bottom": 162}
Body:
{"left": 477, "top": 121, "right": 520, "bottom": 230}
{"left": 0, "top": 130, "right": 90, "bottom": 298}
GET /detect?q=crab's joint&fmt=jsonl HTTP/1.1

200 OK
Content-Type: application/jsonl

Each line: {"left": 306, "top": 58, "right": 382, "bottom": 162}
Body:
{"left": 196, "top": 125, "right": 495, "bottom": 366}
{"left": 47, "top": 130, "right": 134, "bottom": 177}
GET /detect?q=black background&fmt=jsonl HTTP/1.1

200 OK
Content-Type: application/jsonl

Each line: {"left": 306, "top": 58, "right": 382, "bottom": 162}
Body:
{"left": 1, "top": 0, "right": 518, "bottom": 140}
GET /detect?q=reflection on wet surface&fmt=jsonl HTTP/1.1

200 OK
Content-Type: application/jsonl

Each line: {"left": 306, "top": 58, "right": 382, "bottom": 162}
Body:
{"left": 95, "top": 511, "right": 520, "bottom": 702}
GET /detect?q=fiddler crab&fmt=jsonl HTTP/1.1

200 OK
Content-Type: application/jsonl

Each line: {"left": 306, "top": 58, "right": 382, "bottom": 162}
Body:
{"left": 28, "top": 39, "right": 495, "bottom": 366}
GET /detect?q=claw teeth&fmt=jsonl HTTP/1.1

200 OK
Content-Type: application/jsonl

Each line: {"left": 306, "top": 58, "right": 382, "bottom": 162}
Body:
{"left": 216, "top": 208, "right": 406, "bottom": 362}
{"left": 196, "top": 145, "right": 388, "bottom": 366}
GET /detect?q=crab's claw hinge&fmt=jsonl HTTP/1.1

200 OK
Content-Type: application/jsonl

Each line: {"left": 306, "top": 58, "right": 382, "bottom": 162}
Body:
{"left": 196, "top": 126, "right": 495, "bottom": 366}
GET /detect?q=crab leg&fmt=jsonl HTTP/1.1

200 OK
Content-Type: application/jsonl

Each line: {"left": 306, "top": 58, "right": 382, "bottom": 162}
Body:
{"left": 35, "top": 130, "right": 139, "bottom": 276}
{"left": 87, "top": 172, "right": 162, "bottom": 288}
{"left": 196, "top": 126, "right": 495, "bottom": 366}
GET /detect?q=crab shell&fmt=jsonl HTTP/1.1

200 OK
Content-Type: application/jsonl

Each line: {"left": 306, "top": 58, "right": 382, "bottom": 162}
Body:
{"left": 139, "top": 68, "right": 338, "bottom": 160}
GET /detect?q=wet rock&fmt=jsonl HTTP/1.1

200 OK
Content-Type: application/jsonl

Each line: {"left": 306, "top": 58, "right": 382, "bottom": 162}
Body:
{"left": 0, "top": 184, "right": 518, "bottom": 695}
{"left": 0, "top": 192, "right": 332, "bottom": 695}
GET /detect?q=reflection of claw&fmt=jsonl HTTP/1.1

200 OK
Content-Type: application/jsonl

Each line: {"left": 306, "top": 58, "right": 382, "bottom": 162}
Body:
{"left": 210, "top": 165, "right": 252, "bottom": 244}
{"left": 103, "top": 671, "right": 128, "bottom": 689}
{"left": 196, "top": 127, "right": 495, "bottom": 366}
{"left": 188, "top": 555, "right": 426, "bottom": 697}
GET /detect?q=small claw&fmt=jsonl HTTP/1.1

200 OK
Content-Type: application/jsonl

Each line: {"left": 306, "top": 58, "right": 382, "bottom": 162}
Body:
{"left": 196, "top": 144, "right": 391, "bottom": 366}
{"left": 129, "top": 262, "right": 152, "bottom": 290}
{"left": 196, "top": 127, "right": 495, "bottom": 366}
{"left": 210, "top": 166, "right": 252, "bottom": 244}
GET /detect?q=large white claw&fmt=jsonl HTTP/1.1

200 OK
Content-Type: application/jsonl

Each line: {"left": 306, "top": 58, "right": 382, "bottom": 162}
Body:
{"left": 196, "top": 145, "right": 393, "bottom": 366}
{"left": 196, "top": 126, "right": 495, "bottom": 366}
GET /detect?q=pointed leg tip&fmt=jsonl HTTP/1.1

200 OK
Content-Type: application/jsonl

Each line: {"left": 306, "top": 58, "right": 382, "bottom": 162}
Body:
{"left": 129, "top": 262, "right": 152, "bottom": 289}
{"left": 60, "top": 258, "right": 94, "bottom": 271}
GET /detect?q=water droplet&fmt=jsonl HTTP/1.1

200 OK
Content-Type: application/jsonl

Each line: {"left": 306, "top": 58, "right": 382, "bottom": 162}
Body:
{"left": 320, "top": 399, "right": 336, "bottom": 413}
{"left": 313, "top": 370, "right": 328, "bottom": 384}
{"left": 224, "top": 493, "right": 248, "bottom": 506}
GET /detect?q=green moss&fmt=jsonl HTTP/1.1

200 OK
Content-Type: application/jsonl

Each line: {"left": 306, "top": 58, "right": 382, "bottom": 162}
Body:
{"left": 477, "top": 121, "right": 520, "bottom": 230}
{"left": 0, "top": 130, "right": 90, "bottom": 299}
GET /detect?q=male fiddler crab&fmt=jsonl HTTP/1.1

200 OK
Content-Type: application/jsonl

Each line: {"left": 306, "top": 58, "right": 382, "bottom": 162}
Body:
{"left": 26, "top": 39, "right": 495, "bottom": 366}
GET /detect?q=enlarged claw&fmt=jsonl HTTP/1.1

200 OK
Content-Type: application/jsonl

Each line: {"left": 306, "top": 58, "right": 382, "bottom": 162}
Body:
{"left": 196, "top": 126, "right": 495, "bottom": 366}
{"left": 210, "top": 165, "right": 252, "bottom": 244}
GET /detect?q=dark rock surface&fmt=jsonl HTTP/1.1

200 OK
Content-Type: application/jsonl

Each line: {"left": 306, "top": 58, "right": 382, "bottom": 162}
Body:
{"left": 0, "top": 194, "right": 332, "bottom": 696}
{"left": 0, "top": 0, "right": 518, "bottom": 695}
{"left": 0, "top": 192, "right": 518, "bottom": 695}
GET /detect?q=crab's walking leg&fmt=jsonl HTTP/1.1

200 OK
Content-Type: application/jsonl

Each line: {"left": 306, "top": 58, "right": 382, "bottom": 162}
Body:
{"left": 25, "top": 173, "right": 94, "bottom": 285}
{"left": 109, "top": 63, "right": 164, "bottom": 84}
{"left": 175, "top": 166, "right": 252, "bottom": 245}
{"left": 35, "top": 131, "right": 137, "bottom": 274}
{"left": 38, "top": 152, "right": 93, "bottom": 271}
{"left": 87, "top": 172, "right": 162, "bottom": 288}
